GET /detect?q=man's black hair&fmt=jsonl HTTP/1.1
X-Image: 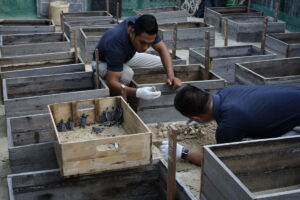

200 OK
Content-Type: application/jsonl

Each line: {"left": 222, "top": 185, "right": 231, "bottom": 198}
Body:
{"left": 132, "top": 14, "right": 158, "bottom": 36}
{"left": 174, "top": 85, "right": 210, "bottom": 116}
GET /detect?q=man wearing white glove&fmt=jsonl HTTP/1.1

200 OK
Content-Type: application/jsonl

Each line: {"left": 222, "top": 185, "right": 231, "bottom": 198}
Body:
{"left": 159, "top": 140, "right": 202, "bottom": 166}
{"left": 92, "top": 15, "right": 181, "bottom": 100}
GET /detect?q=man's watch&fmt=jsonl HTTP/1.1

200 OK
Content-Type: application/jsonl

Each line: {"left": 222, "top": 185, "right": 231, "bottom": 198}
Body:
{"left": 181, "top": 147, "right": 189, "bottom": 160}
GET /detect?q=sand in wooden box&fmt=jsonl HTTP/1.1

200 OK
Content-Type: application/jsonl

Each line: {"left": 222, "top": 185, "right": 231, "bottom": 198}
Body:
{"left": 49, "top": 96, "right": 152, "bottom": 177}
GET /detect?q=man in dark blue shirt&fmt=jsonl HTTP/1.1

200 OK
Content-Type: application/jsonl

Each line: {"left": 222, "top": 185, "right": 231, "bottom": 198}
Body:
{"left": 160, "top": 85, "right": 300, "bottom": 166}
{"left": 93, "top": 14, "right": 181, "bottom": 100}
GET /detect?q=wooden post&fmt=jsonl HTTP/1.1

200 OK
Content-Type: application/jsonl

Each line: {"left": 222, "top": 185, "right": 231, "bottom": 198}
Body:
{"left": 95, "top": 49, "right": 100, "bottom": 89}
{"left": 116, "top": 2, "right": 120, "bottom": 24}
{"left": 121, "top": 85, "right": 127, "bottom": 102}
{"left": 71, "top": 102, "right": 79, "bottom": 126}
{"left": 223, "top": 18, "right": 228, "bottom": 47}
{"left": 203, "top": 7, "right": 207, "bottom": 24}
{"left": 73, "top": 31, "right": 78, "bottom": 63}
{"left": 106, "top": 0, "right": 110, "bottom": 13}
{"left": 167, "top": 124, "right": 178, "bottom": 200}
{"left": 260, "top": 17, "right": 268, "bottom": 55}
{"left": 94, "top": 99, "right": 100, "bottom": 123}
{"left": 204, "top": 31, "right": 210, "bottom": 80}
{"left": 285, "top": 45, "right": 290, "bottom": 58}
{"left": 60, "top": 11, "right": 64, "bottom": 32}
{"left": 273, "top": 1, "right": 280, "bottom": 22}
{"left": 172, "top": 23, "right": 178, "bottom": 59}
{"left": 247, "top": 0, "right": 251, "bottom": 13}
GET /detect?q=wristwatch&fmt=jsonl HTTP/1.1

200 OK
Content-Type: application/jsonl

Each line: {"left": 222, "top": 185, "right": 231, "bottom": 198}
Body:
{"left": 181, "top": 147, "right": 189, "bottom": 160}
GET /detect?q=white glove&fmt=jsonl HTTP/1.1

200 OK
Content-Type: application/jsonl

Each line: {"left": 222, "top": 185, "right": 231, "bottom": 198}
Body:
{"left": 159, "top": 140, "right": 183, "bottom": 159}
{"left": 136, "top": 87, "right": 161, "bottom": 100}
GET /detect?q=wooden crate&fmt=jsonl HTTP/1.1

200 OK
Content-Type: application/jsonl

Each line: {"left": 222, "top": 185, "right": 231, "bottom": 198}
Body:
{"left": 0, "top": 19, "right": 55, "bottom": 35}
{"left": 204, "top": 6, "right": 262, "bottom": 32}
{"left": 8, "top": 159, "right": 196, "bottom": 200}
{"left": 158, "top": 22, "right": 215, "bottom": 49}
{"left": 189, "top": 45, "right": 277, "bottom": 83}
{"left": 3, "top": 72, "right": 109, "bottom": 117}
{"left": 227, "top": 16, "right": 286, "bottom": 42}
{"left": 64, "top": 20, "right": 116, "bottom": 46}
{"left": 145, "top": 50, "right": 186, "bottom": 66}
{"left": 0, "top": 32, "right": 71, "bottom": 57}
{"left": 63, "top": 11, "right": 113, "bottom": 22}
{"left": 49, "top": 96, "right": 152, "bottom": 177}
{"left": 78, "top": 27, "right": 112, "bottom": 63}
{"left": 6, "top": 113, "right": 58, "bottom": 173}
{"left": 0, "top": 51, "right": 85, "bottom": 79}
{"left": 266, "top": 33, "right": 300, "bottom": 58}
{"left": 235, "top": 57, "right": 300, "bottom": 85}
{"left": 201, "top": 136, "right": 300, "bottom": 200}
{"left": 129, "top": 64, "right": 225, "bottom": 123}
{"left": 133, "top": 6, "right": 189, "bottom": 24}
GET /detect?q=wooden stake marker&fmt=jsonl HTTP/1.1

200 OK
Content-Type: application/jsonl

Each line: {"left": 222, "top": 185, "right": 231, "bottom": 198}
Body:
{"left": 204, "top": 31, "right": 210, "bottom": 80}
{"left": 60, "top": 11, "right": 64, "bottom": 32}
{"left": 106, "top": 0, "right": 110, "bottom": 13}
{"left": 167, "top": 124, "right": 178, "bottom": 200}
{"left": 223, "top": 18, "right": 228, "bottom": 47}
{"left": 172, "top": 23, "right": 178, "bottom": 59}
{"left": 74, "top": 31, "right": 78, "bottom": 63}
{"left": 247, "top": 0, "right": 251, "bottom": 13}
{"left": 261, "top": 17, "right": 268, "bottom": 55}
{"left": 95, "top": 49, "right": 100, "bottom": 89}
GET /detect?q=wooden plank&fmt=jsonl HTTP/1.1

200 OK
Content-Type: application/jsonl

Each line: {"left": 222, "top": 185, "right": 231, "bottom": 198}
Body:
{"left": 0, "top": 19, "right": 55, "bottom": 34}
{"left": 94, "top": 99, "right": 100, "bottom": 123}
{"left": 261, "top": 17, "right": 268, "bottom": 55}
{"left": 167, "top": 125, "right": 178, "bottom": 200}
{"left": 171, "top": 23, "right": 177, "bottom": 59}
{"left": 204, "top": 31, "right": 211, "bottom": 80}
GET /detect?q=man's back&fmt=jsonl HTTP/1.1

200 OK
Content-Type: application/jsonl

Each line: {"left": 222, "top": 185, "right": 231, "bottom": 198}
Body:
{"left": 212, "top": 85, "right": 300, "bottom": 143}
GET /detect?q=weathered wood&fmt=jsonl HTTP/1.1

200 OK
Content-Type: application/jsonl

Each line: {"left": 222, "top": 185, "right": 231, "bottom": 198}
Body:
{"left": 3, "top": 72, "right": 109, "bottom": 117}
{"left": 171, "top": 23, "right": 178, "bottom": 59}
{"left": 129, "top": 64, "right": 225, "bottom": 123}
{"left": 145, "top": 50, "right": 186, "bottom": 66}
{"left": 0, "top": 19, "right": 55, "bottom": 34}
{"left": 205, "top": 6, "right": 262, "bottom": 32}
{"left": 204, "top": 31, "right": 211, "bottom": 80}
{"left": 116, "top": 2, "right": 120, "bottom": 24}
{"left": 235, "top": 57, "right": 300, "bottom": 85}
{"left": 7, "top": 113, "right": 58, "bottom": 173}
{"left": 260, "top": 17, "right": 268, "bottom": 55}
{"left": 0, "top": 51, "right": 84, "bottom": 79}
{"left": 133, "top": 7, "right": 189, "bottom": 24}
{"left": 247, "top": 0, "right": 251, "bottom": 13}
{"left": 78, "top": 27, "right": 112, "bottom": 62}
{"left": 266, "top": 33, "right": 300, "bottom": 58}
{"left": 95, "top": 49, "right": 100, "bottom": 89}
{"left": 227, "top": 16, "right": 285, "bottom": 42}
{"left": 106, "top": 0, "right": 109, "bottom": 13}
{"left": 7, "top": 159, "right": 196, "bottom": 200}
{"left": 189, "top": 45, "right": 277, "bottom": 83}
{"left": 64, "top": 20, "right": 116, "bottom": 46}
{"left": 167, "top": 125, "right": 178, "bottom": 200}
{"left": 201, "top": 136, "right": 300, "bottom": 200}
{"left": 62, "top": 11, "right": 113, "bottom": 22}
{"left": 224, "top": 18, "right": 228, "bottom": 46}
{"left": 49, "top": 96, "right": 151, "bottom": 177}
{"left": 158, "top": 22, "right": 215, "bottom": 49}
{"left": 0, "top": 32, "right": 70, "bottom": 57}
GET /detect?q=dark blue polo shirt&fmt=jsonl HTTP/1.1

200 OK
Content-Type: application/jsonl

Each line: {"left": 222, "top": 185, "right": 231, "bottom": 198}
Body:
{"left": 94, "top": 16, "right": 161, "bottom": 72}
{"left": 212, "top": 85, "right": 300, "bottom": 143}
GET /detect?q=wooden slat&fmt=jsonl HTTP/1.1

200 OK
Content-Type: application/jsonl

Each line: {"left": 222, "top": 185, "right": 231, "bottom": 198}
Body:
{"left": 167, "top": 125, "right": 178, "bottom": 200}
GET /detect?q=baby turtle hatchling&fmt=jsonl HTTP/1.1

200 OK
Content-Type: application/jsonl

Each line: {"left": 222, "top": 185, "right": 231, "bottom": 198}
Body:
{"left": 79, "top": 114, "right": 89, "bottom": 128}
{"left": 66, "top": 117, "right": 74, "bottom": 130}
{"left": 91, "top": 126, "right": 103, "bottom": 134}
{"left": 57, "top": 119, "right": 67, "bottom": 132}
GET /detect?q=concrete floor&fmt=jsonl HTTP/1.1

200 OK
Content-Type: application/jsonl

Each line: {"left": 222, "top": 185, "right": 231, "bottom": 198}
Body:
{"left": 0, "top": 17, "right": 259, "bottom": 199}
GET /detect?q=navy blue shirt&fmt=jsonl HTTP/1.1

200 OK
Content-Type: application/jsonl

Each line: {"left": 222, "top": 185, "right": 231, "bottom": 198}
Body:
{"left": 95, "top": 16, "right": 161, "bottom": 72}
{"left": 212, "top": 85, "right": 300, "bottom": 143}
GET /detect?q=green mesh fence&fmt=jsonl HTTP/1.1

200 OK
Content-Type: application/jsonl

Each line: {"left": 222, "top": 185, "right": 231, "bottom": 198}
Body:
{"left": 251, "top": 0, "right": 300, "bottom": 32}
{"left": 122, "top": 0, "right": 179, "bottom": 18}
{"left": 0, "top": 0, "right": 38, "bottom": 19}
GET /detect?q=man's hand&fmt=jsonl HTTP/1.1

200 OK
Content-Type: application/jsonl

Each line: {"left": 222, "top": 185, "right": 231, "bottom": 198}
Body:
{"left": 136, "top": 87, "right": 161, "bottom": 100}
{"left": 160, "top": 140, "right": 184, "bottom": 159}
{"left": 167, "top": 77, "right": 182, "bottom": 89}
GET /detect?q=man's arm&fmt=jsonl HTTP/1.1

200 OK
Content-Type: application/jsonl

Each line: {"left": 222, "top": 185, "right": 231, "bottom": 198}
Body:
{"left": 186, "top": 152, "right": 203, "bottom": 166}
{"left": 106, "top": 70, "right": 137, "bottom": 96}
{"left": 152, "top": 41, "right": 181, "bottom": 89}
